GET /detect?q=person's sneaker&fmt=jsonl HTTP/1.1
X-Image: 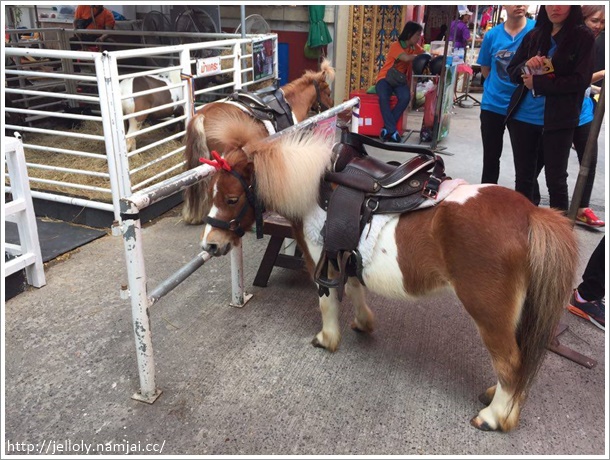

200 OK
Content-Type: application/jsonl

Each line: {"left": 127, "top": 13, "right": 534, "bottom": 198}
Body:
{"left": 567, "top": 289, "right": 605, "bottom": 330}
{"left": 576, "top": 208, "right": 605, "bottom": 228}
{"left": 389, "top": 131, "right": 402, "bottom": 143}
{"left": 379, "top": 128, "right": 388, "bottom": 141}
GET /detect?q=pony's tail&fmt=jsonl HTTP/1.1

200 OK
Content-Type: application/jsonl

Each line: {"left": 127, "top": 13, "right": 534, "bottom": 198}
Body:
{"left": 514, "top": 208, "right": 578, "bottom": 402}
{"left": 182, "top": 113, "right": 211, "bottom": 224}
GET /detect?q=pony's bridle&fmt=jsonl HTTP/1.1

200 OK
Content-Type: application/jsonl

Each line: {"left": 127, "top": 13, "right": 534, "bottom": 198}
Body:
{"left": 312, "top": 80, "right": 330, "bottom": 114}
{"left": 200, "top": 152, "right": 264, "bottom": 239}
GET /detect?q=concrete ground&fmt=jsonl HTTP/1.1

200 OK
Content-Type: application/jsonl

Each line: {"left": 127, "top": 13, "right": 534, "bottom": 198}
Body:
{"left": 3, "top": 100, "right": 606, "bottom": 456}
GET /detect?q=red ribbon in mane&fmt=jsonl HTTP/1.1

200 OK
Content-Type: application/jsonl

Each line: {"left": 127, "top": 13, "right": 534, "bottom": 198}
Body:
{"left": 199, "top": 150, "right": 232, "bottom": 172}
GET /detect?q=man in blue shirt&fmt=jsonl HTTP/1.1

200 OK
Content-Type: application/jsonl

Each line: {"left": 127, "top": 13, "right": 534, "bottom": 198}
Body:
{"left": 449, "top": 8, "right": 473, "bottom": 50}
{"left": 477, "top": 5, "right": 535, "bottom": 183}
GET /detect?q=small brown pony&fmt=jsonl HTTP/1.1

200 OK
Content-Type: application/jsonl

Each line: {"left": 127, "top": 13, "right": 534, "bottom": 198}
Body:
{"left": 181, "top": 58, "right": 335, "bottom": 224}
{"left": 198, "top": 122, "right": 578, "bottom": 432}
{"left": 120, "top": 70, "right": 184, "bottom": 152}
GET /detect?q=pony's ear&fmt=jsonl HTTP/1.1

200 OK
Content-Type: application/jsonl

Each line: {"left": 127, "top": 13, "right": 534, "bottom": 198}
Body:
{"left": 241, "top": 140, "right": 264, "bottom": 162}
{"left": 320, "top": 58, "right": 335, "bottom": 83}
{"left": 243, "top": 159, "right": 255, "bottom": 179}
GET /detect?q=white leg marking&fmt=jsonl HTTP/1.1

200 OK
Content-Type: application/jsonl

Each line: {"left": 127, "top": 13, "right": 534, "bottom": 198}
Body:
{"left": 477, "top": 381, "right": 514, "bottom": 430}
{"left": 316, "top": 289, "right": 341, "bottom": 351}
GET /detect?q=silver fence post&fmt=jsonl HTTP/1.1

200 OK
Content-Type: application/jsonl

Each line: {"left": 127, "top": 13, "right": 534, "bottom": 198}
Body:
{"left": 120, "top": 199, "right": 162, "bottom": 403}
{"left": 96, "top": 52, "right": 132, "bottom": 226}
{"left": 230, "top": 241, "right": 252, "bottom": 308}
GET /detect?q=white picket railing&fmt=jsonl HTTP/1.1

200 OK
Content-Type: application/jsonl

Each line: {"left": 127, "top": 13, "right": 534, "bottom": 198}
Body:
{"left": 4, "top": 135, "right": 46, "bottom": 289}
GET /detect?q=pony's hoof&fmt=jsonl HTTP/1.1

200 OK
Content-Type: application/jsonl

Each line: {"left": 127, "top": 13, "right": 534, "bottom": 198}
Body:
{"left": 311, "top": 332, "right": 339, "bottom": 351}
{"left": 350, "top": 320, "right": 374, "bottom": 334}
{"left": 470, "top": 416, "right": 495, "bottom": 432}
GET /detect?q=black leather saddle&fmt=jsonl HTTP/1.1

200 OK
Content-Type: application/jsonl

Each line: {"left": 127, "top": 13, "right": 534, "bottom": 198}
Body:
{"left": 226, "top": 89, "right": 294, "bottom": 132}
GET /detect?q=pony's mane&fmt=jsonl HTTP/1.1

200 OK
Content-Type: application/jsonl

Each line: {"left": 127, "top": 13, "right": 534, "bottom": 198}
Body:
{"left": 248, "top": 131, "right": 334, "bottom": 220}
{"left": 282, "top": 58, "right": 336, "bottom": 93}
{"left": 305, "top": 57, "right": 335, "bottom": 82}
{"left": 204, "top": 108, "right": 267, "bottom": 151}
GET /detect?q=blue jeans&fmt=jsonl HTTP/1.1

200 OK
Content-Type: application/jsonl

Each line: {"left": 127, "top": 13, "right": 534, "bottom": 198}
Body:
{"left": 375, "top": 79, "right": 410, "bottom": 133}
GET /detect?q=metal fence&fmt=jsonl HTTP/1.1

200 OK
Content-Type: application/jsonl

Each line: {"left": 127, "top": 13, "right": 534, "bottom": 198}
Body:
{"left": 4, "top": 28, "right": 278, "bottom": 223}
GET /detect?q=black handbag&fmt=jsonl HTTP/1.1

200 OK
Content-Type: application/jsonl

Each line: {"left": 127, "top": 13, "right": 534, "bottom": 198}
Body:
{"left": 385, "top": 64, "right": 407, "bottom": 87}
{"left": 75, "top": 18, "right": 93, "bottom": 29}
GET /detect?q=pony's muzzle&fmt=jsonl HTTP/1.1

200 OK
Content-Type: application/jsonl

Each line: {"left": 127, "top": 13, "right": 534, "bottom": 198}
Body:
{"left": 201, "top": 241, "right": 231, "bottom": 257}
{"left": 201, "top": 227, "right": 232, "bottom": 256}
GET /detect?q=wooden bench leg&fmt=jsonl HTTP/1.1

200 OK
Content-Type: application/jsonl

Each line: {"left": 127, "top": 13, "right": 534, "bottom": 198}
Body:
{"left": 253, "top": 235, "right": 285, "bottom": 287}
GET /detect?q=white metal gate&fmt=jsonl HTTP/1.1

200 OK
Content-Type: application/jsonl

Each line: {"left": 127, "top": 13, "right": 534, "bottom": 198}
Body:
{"left": 5, "top": 30, "right": 278, "bottom": 224}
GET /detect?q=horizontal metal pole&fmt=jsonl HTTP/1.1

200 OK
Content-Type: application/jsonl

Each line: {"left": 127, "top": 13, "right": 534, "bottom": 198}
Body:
{"left": 28, "top": 176, "right": 111, "bottom": 193}
{"left": 4, "top": 188, "right": 114, "bottom": 212}
{"left": 266, "top": 98, "right": 360, "bottom": 143}
{"left": 4, "top": 69, "right": 98, "bottom": 82}
{"left": 123, "top": 164, "right": 216, "bottom": 211}
{"left": 5, "top": 88, "right": 100, "bottom": 102}
{"left": 24, "top": 144, "right": 107, "bottom": 161}
{"left": 123, "top": 98, "right": 186, "bottom": 122}
{"left": 27, "top": 163, "right": 110, "bottom": 178}
{"left": 148, "top": 251, "right": 212, "bottom": 304}
{"left": 7, "top": 107, "right": 101, "bottom": 122}
{"left": 5, "top": 47, "right": 98, "bottom": 60}
{"left": 126, "top": 132, "right": 183, "bottom": 159}
{"left": 125, "top": 114, "right": 186, "bottom": 138}
{"left": 105, "top": 37, "right": 258, "bottom": 60}
{"left": 4, "top": 124, "right": 104, "bottom": 140}
{"left": 121, "top": 82, "right": 184, "bottom": 103}
{"left": 129, "top": 147, "right": 183, "bottom": 176}
{"left": 131, "top": 162, "right": 185, "bottom": 192}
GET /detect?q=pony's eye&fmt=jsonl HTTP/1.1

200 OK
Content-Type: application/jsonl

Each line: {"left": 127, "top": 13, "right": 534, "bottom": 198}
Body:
{"left": 226, "top": 196, "right": 239, "bottom": 205}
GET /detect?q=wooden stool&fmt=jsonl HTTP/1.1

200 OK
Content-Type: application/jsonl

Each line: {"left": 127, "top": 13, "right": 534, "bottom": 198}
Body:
{"left": 253, "top": 211, "right": 305, "bottom": 287}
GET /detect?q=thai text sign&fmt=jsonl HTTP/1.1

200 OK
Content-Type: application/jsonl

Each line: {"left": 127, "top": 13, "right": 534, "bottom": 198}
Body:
{"left": 196, "top": 57, "right": 221, "bottom": 77}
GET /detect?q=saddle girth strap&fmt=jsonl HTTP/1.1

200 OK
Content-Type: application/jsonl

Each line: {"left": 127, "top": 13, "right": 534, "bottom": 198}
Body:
{"left": 315, "top": 184, "right": 366, "bottom": 301}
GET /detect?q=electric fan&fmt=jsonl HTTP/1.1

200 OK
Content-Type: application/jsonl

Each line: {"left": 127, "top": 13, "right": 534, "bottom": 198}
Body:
{"left": 141, "top": 11, "right": 175, "bottom": 67}
{"left": 234, "top": 14, "right": 272, "bottom": 35}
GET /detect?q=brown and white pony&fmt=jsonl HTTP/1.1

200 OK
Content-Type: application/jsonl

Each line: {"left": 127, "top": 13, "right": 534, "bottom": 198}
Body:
{"left": 120, "top": 70, "right": 184, "bottom": 152}
{"left": 197, "top": 121, "right": 578, "bottom": 432}
{"left": 181, "top": 58, "right": 335, "bottom": 224}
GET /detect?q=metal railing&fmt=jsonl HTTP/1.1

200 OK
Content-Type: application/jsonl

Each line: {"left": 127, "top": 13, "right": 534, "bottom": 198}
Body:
{"left": 4, "top": 30, "right": 278, "bottom": 223}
